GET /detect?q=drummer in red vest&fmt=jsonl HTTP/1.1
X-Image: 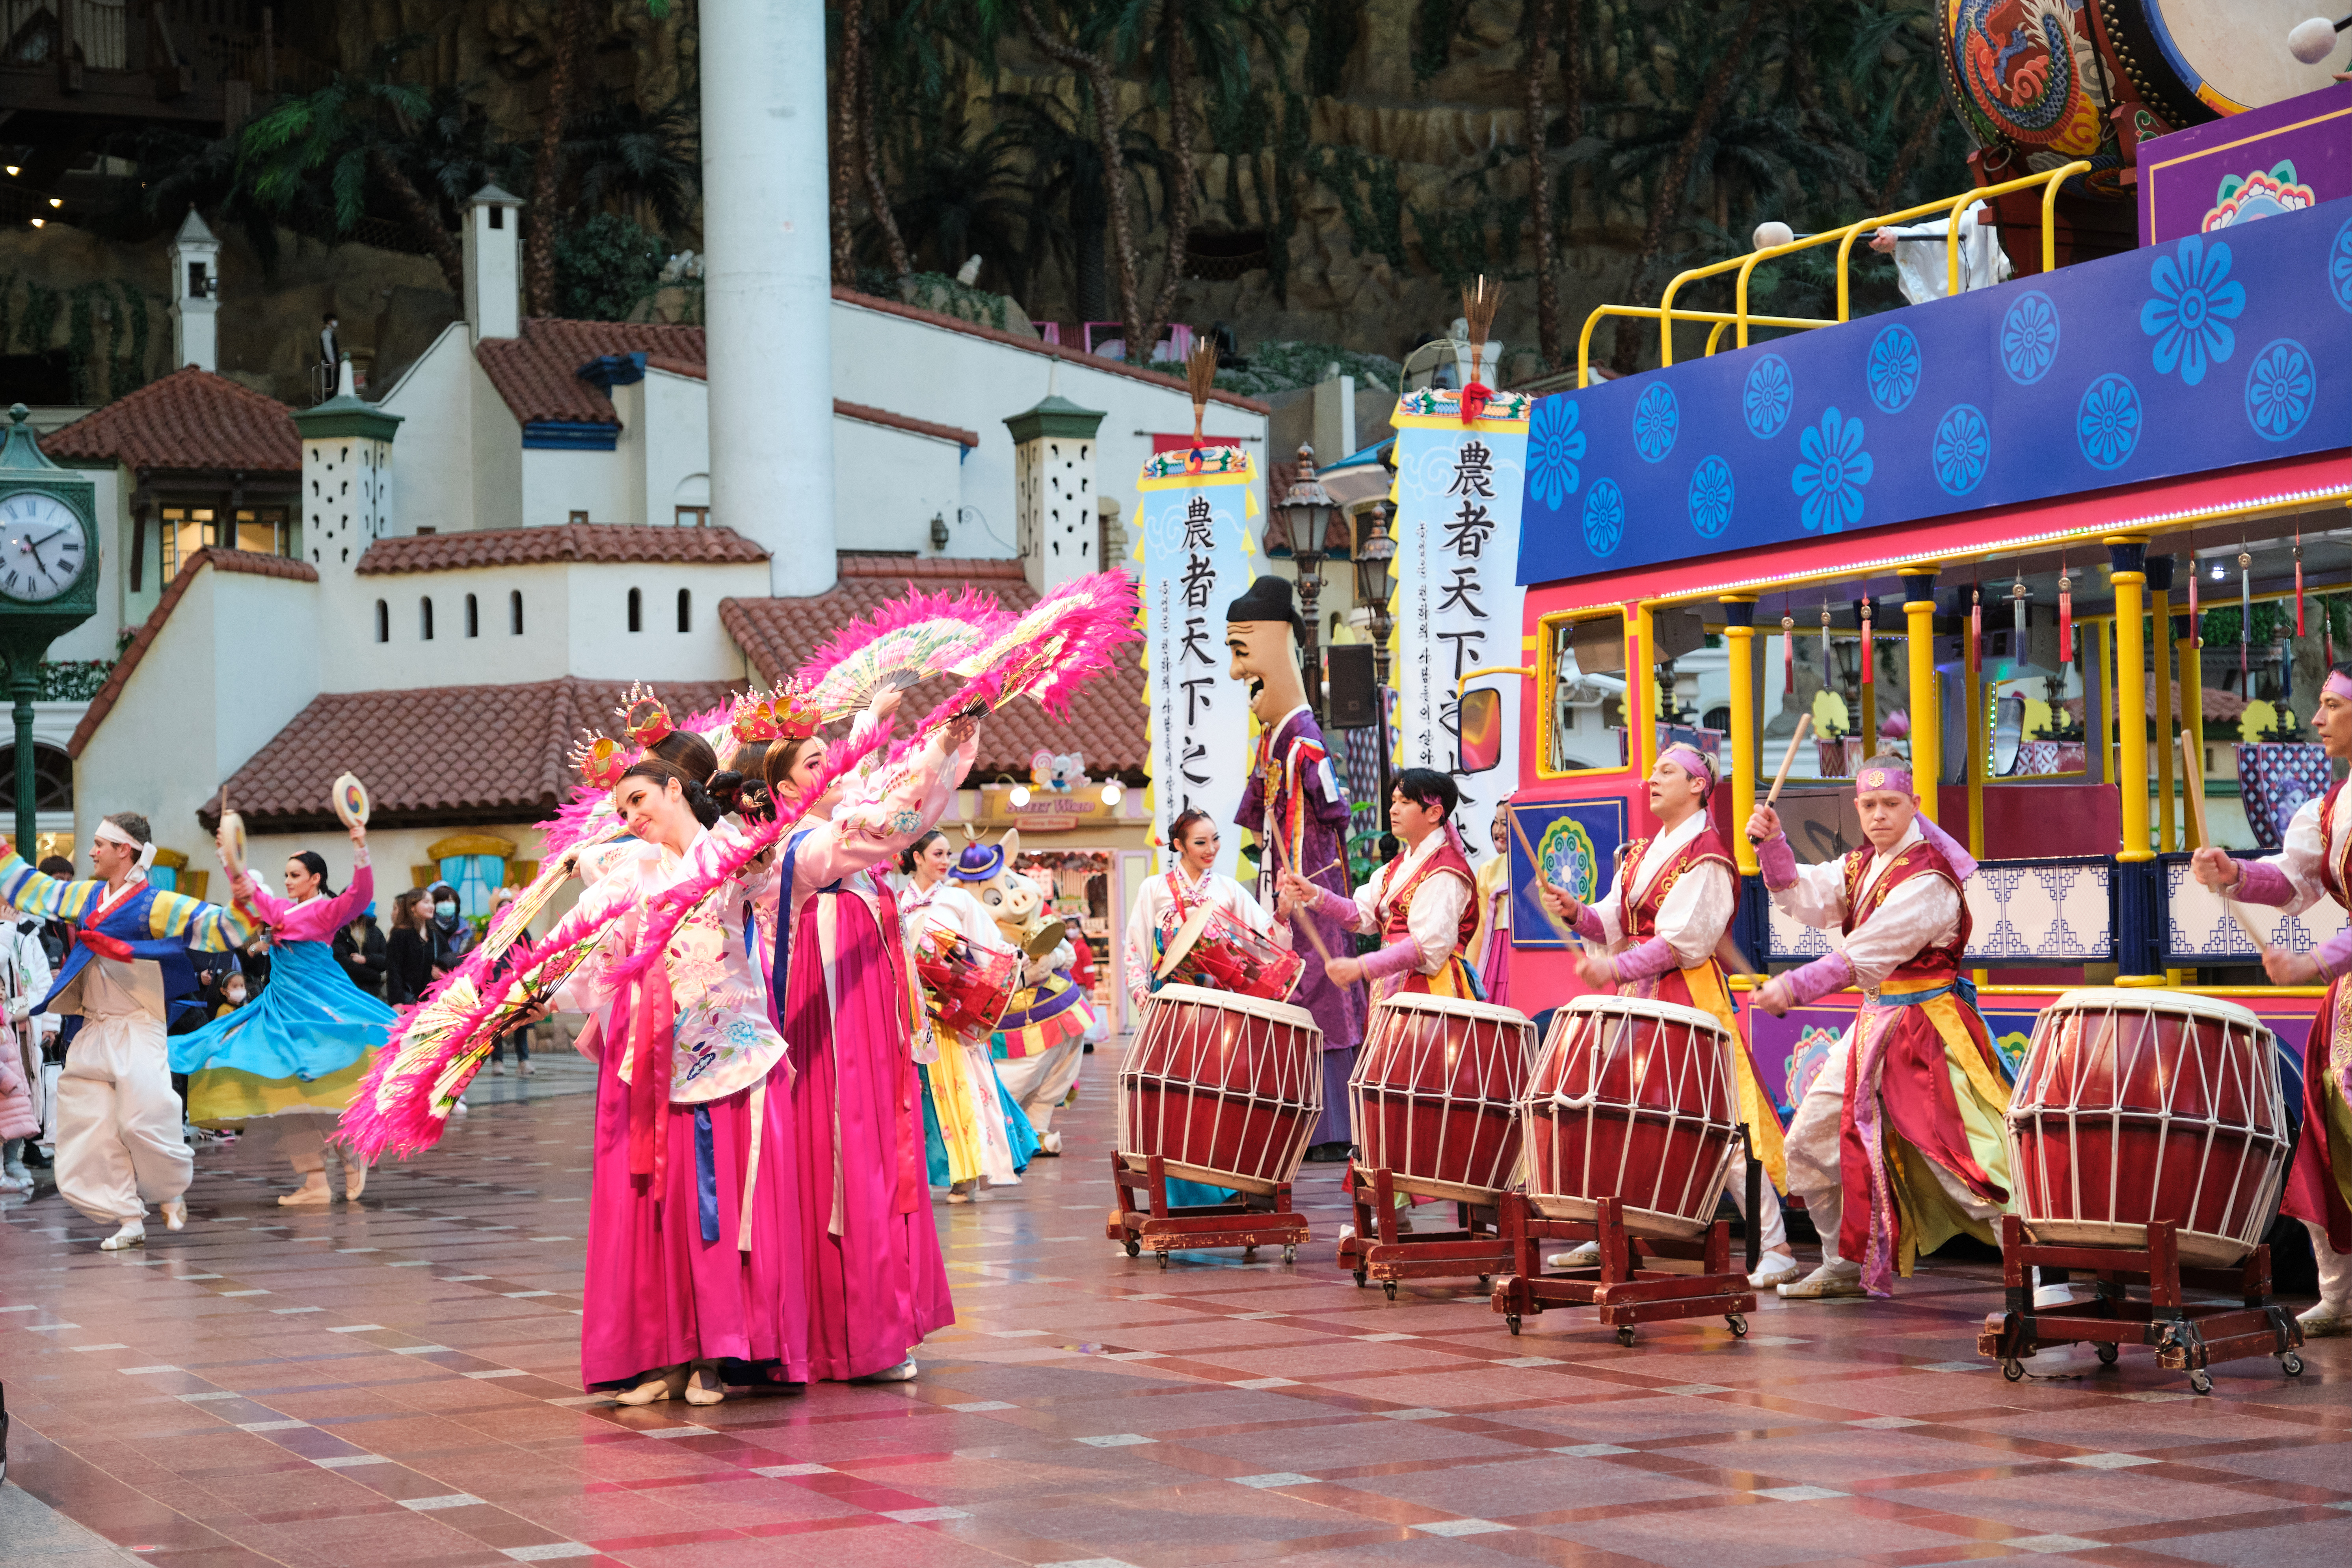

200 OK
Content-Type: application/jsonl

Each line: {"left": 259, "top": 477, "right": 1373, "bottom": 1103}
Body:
{"left": 1277, "top": 769, "right": 1479, "bottom": 999}
{"left": 2190, "top": 662, "right": 2352, "bottom": 1339}
{"left": 1538, "top": 744, "right": 1798, "bottom": 1289}
{"left": 1745, "top": 755, "right": 2014, "bottom": 1300}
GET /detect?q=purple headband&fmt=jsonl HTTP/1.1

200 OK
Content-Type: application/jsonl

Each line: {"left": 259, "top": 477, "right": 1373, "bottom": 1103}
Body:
{"left": 1854, "top": 764, "right": 1977, "bottom": 879}
{"left": 2327, "top": 670, "right": 2352, "bottom": 703}
{"left": 1659, "top": 744, "right": 1717, "bottom": 794}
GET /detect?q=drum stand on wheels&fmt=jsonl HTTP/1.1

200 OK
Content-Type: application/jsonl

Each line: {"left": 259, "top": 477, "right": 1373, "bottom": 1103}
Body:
{"left": 1489, "top": 1193, "right": 1756, "bottom": 1344}
{"left": 1338, "top": 1163, "right": 1510, "bottom": 1299}
{"left": 1105, "top": 1154, "right": 1309, "bottom": 1269}
{"left": 1976, "top": 1216, "right": 2305, "bottom": 1394}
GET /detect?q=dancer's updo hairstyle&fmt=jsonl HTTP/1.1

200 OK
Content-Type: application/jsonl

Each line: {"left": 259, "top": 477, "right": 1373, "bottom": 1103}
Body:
{"left": 899, "top": 828, "right": 946, "bottom": 876}
{"left": 617, "top": 731, "right": 742, "bottom": 829}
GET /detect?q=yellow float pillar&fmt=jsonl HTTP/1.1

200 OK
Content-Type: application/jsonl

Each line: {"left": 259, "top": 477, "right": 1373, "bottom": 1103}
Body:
{"left": 1964, "top": 592, "right": 1985, "bottom": 859}
{"left": 2109, "top": 541, "right": 2150, "bottom": 862}
{"left": 1721, "top": 595, "right": 1759, "bottom": 874}
{"left": 2149, "top": 555, "right": 2177, "bottom": 854}
{"left": 1900, "top": 569, "right": 1940, "bottom": 823}
{"left": 1634, "top": 601, "right": 1658, "bottom": 829}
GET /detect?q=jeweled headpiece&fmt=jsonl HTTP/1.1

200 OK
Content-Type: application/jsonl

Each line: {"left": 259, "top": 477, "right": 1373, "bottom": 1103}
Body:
{"left": 616, "top": 682, "right": 674, "bottom": 748}
{"left": 570, "top": 730, "right": 633, "bottom": 790}
{"left": 770, "top": 680, "right": 822, "bottom": 742}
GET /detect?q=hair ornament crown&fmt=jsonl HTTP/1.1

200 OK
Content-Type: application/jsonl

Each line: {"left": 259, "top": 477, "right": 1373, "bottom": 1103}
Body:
{"left": 570, "top": 729, "right": 633, "bottom": 790}
{"left": 770, "top": 679, "right": 822, "bottom": 743}
{"left": 616, "top": 682, "right": 674, "bottom": 748}
{"left": 728, "top": 687, "right": 783, "bottom": 745}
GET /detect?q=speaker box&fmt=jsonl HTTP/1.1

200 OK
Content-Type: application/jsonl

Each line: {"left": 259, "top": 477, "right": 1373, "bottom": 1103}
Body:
{"left": 1327, "top": 644, "right": 1378, "bottom": 729}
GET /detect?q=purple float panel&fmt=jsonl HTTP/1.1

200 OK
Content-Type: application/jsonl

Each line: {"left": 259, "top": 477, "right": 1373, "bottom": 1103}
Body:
{"left": 2140, "top": 82, "right": 2352, "bottom": 247}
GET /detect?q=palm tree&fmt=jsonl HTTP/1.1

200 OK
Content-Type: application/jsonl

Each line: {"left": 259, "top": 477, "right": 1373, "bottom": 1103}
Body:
{"left": 563, "top": 91, "right": 700, "bottom": 236}
{"left": 525, "top": 1, "right": 676, "bottom": 316}
{"left": 237, "top": 37, "right": 466, "bottom": 296}
{"left": 995, "top": 87, "right": 1166, "bottom": 323}
{"left": 880, "top": 110, "right": 1036, "bottom": 295}
{"left": 396, "top": 82, "right": 528, "bottom": 232}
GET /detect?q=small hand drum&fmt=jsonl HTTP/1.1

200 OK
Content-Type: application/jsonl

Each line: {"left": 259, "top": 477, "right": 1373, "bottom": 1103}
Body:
{"left": 1153, "top": 902, "right": 1303, "bottom": 1001}
{"left": 915, "top": 927, "right": 1019, "bottom": 1040}
{"left": 331, "top": 772, "right": 370, "bottom": 830}
{"left": 218, "top": 808, "right": 247, "bottom": 878}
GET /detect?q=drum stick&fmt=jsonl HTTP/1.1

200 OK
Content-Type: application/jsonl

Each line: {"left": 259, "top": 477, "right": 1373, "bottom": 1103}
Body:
{"left": 1749, "top": 715, "right": 1812, "bottom": 843}
{"left": 1506, "top": 809, "right": 1593, "bottom": 952}
{"left": 2181, "top": 731, "right": 2272, "bottom": 955}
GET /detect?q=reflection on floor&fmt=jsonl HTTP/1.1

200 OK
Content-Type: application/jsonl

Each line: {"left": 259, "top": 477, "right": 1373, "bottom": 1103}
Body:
{"left": 2, "top": 1040, "right": 2345, "bottom": 1567}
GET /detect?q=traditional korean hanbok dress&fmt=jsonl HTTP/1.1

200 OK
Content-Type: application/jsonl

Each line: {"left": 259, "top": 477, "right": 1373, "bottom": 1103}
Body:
{"left": 1472, "top": 854, "right": 1511, "bottom": 1008}
{"left": 1759, "top": 821, "right": 2014, "bottom": 1295}
{"left": 1314, "top": 830, "right": 1482, "bottom": 1001}
{"left": 899, "top": 876, "right": 1036, "bottom": 1190}
{"left": 173, "top": 862, "right": 395, "bottom": 1127}
{"left": 764, "top": 729, "right": 976, "bottom": 1380}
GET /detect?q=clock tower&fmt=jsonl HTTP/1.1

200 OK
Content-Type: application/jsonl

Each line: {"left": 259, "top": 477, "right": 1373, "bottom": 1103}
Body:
{"left": 0, "top": 404, "right": 101, "bottom": 852}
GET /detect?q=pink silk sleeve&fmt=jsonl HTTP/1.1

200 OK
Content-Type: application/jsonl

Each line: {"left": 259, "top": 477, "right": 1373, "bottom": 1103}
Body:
{"left": 1781, "top": 950, "right": 1854, "bottom": 1006}
{"left": 1309, "top": 883, "right": 1358, "bottom": 926}
{"left": 1572, "top": 907, "right": 1607, "bottom": 944}
{"left": 1358, "top": 937, "right": 1422, "bottom": 982}
{"left": 2315, "top": 926, "right": 2352, "bottom": 982}
{"left": 235, "top": 874, "right": 294, "bottom": 931}
{"left": 2230, "top": 860, "right": 2294, "bottom": 907}
{"left": 1756, "top": 834, "right": 1798, "bottom": 891}
{"left": 1610, "top": 936, "right": 1678, "bottom": 984}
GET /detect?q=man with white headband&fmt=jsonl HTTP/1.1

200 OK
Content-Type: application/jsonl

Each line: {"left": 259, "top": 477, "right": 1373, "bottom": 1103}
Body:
{"left": 2190, "top": 662, "right": 2352, "bottom": 1336}
{"left": 0, "top": 815, "right": 256, "bottom": 1249}
{"left": 1746, "top": 757, "right": 2013, "bottom": 1300}
{"left": 1540, "top": 744, "right": 1798, "bottom": 1289}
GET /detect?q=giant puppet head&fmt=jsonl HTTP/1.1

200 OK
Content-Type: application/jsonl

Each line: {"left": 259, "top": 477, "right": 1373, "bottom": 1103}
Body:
{"left": 950, "top": 828, "right": 1066, "bottom": 958}
{"left": 1224, "top": 576, "right": 1310, "bottom": 726}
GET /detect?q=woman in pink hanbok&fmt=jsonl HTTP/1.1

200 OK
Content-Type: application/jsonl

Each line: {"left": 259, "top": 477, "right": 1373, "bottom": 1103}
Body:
{"left": 761, "top": 700, "right": 981, "bottom": 1383}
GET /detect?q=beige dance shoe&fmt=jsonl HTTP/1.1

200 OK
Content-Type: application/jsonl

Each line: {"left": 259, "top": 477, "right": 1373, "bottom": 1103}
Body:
{"left": 161, "top": 1198, "right": 187, "bottom": 1231}
{"left": 344, "top": 1164, "right": 367, "bottom": 1201}
{"left": 99, "top": 1219, "right": 145, "bottom": 1250}
{"left": 614, "top": 1365, "right": 690, "bottom": 1404}
{"left": 1547, "top": 1243, "right": 1600, "bottom": 1270}
{"left": 946, "top": 1181, "right": 976, "bottom": 1204}
{"left": 280, "top": 1172, "right": 331, "bottom": 1205}
{"left": 1777, "top": 1258, "right": 1867, "bottom": 1298}
{"left": 854, "top": 1356, "right": 918, "bottom": 1383}
{"left": 1747, "top": 1252, "right": 1803, "bottom": 1290}
{"left": 684, "top": 1363, "right": 726, "bottom": 1406}
{"left": 1033, "top": 1130, "right": 1062, "bottom": 1157}
{"left": 2295, "top": 1300, "right": 2351, "bottom": 1338}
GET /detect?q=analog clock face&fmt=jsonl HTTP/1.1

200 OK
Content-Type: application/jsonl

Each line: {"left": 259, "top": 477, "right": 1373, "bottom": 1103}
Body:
{"left": 0, "top": 489, "right": 89, "bottom": 603}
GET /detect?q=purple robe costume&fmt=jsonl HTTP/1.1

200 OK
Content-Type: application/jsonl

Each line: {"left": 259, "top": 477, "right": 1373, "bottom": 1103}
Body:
{"left": 1238, "top": 703, "right": 1366, "bottom": 1143}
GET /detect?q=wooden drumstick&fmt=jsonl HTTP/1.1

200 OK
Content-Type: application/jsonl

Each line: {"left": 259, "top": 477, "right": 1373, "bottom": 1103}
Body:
{"left": 1506, "top": 809, "right": 1593, "bottom": 952}
{"left": 1749, "top": 714, "right": 1812, "bottom": 844}
{"left": 2181, "top": 731, "right": 2272, "bottom": 954}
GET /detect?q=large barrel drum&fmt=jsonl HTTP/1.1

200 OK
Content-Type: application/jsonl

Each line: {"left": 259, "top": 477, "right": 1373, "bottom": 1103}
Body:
{"left": 1116, "top": 983, "right": 1323, "bottom": 1195}
{"left": 1350, "top": 993, "right": 1537, "bottom": 1205}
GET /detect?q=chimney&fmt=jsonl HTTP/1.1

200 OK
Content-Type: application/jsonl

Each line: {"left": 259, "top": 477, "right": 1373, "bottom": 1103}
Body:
{"left": 1004, "top": 379, "right": 1106, "bottom": 595}
{"left": 169, "top": 208, "right": 221, "bottom": 372}
{"left": 463, "top": 184, "right": 525, "bottom": 342}
{"left": 290, "top": 358, "right": 404, "bottom": 572}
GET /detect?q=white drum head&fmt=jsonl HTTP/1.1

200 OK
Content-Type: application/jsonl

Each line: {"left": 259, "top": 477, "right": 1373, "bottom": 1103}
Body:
{"left": 1370, "top": 991, "right": 1535, "bottom": 1032}
{"left": 1558, "top": 993, "right": 1727, "bottom": 1036}
{"left": 2045, "top": 987, "right": 2266, "bottom": 1036}
{"left": 1146, "top": 982, "right": 1320, "bottom": 1034}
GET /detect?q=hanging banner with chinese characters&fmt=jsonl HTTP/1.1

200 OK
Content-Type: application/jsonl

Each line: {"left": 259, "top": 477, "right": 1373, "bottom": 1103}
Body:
{"left": 1135, "top": 446, "right": 1255, "bottom": 881}
{"left": 1389, "top": 385, "right": 1530, "bottom": 849}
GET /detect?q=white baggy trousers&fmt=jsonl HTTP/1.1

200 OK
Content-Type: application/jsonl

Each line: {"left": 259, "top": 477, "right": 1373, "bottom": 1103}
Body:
{"left": 56, "top": 1010, "right": 191, "bottom": 1224}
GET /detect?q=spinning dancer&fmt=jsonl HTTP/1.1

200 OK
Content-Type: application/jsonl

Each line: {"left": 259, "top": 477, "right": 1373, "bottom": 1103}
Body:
{"left": 764, "top": 698, "right": 982, "bottom": 1384}
{"left": 899, "top": 828, "right": 1036, "bottom": 1202}
{"left": 1277, "top": 769, "right": 1479, "bottom": 1001}
{"left": 1229, "top": 577, "right": 1363, "bottom": 1157}
{"left": 1539, "top": 747, "right": 1797, "bottom": 1289}
{"left": 175, "top": 824, "right": 394, "bottom": 1205}
{"left": 2190, "top": 662, "right": 2352, "bottom": 1336}
{"left": 0, "top": 817, "right": 255, "bottom": 1249}
{"left": 1747, "top": 759, "right": 2012, "bottom": 1300}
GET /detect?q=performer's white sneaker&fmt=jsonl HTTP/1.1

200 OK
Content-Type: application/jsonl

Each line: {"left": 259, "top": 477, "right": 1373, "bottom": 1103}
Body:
{"left": 1777, "top": 1259, "right": 1866, "bottom": 1298}
{"left": 1547, "top": 1244, "right": 1600, "bottom": 1270}
{"left": 1747, "top": 1252, "right": 1803, "bottom": 1289}
{"left": 2295, "top": 1301, "right": 2352, "bottom": 1338}
{"left": 160, "top": 1199, "right": 186, "bottom": 1231}
{"left": 99, "top": 1220, "right": 145, "bottom": 1251}
{"left": 854, "top": 1357, "right": 917, "bottom": 1383}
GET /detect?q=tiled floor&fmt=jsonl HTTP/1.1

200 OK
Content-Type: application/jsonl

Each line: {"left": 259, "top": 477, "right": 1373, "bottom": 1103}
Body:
{"left": 3, "top": 1046, "right": 2346, "bottom": 1568}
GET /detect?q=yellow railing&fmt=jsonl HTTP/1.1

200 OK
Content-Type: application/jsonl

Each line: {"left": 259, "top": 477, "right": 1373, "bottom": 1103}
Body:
{"left": 1575, "top": 161, "right": 2093, "bottom": 389}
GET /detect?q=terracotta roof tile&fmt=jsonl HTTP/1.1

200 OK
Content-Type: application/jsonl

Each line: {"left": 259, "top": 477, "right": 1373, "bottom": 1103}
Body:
{"left": 473, "top": 319, "right": 708, "bottom": 426}
{"left": 69, "top": 549, "right": 320, "bottom": 757}
{"left": 203, "top": 677, "right": 746, "bottom": 830}
{"left": 42, "top": 366, "right": 300, "bottom": 474}
{"left": 720, "top": 560, "right": 1144, "bottom": 777}
{"left": 356, "top": 523, "right": 769, "bottom": 575}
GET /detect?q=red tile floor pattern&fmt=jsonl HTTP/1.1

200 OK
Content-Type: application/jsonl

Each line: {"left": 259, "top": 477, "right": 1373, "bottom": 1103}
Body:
{"left": 2, "top": 1046, "right": 2346, "bottom": 1568}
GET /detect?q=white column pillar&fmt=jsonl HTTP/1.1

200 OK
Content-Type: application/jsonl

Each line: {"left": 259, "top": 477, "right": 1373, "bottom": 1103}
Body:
{"left": 700, "top": 0, "right": 834, "bottom": 597}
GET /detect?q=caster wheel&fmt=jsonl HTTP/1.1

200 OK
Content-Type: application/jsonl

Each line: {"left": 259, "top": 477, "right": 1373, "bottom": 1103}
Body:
{"left": 1383, "top": 1281, "right": 1398, "bottom": 1301}
{"left": 1243, "top": 1246, "right": 1258, "bottom": 1261}
{"left": 1283, "top": 1245, "right": 1297, "bottom": 1264}
{"left": 2189, "top": 1370, "right": 2213, "bottom": 1395}
{"left": 1477, "top": 1275, "right": 1490, "bottom": 1291}
{"left": 1158, "top": 1252, "right": 1170, "bottom": 1272}
{"left": 2001, "top": 1358, "right": 2025, "bottom": 1382}
{"left": 1615, "top": 1327, "right": 1636, "bottom": 1347}
{"left": 2096, "top": 1343, "right": 2119, "bottom": 1366}
{"left": 1507, "top": 1315, "right": 1522, "bottom": 1336}
{"left": 1727, "top": 1315, "right": 1748, "bottom": 1338}
{"left": 2281, "top": 1352, "right": 2304, "bottom": 1377}
{"left": 1354, "top": 1268, "right": 1368, "bottom": 1287}
{"left": 1124, "top": 1240, "right": 1140, "bottom": 1257}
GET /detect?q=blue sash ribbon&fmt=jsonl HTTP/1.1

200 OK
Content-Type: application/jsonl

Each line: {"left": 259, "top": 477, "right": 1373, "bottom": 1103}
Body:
{"left": 694, "top": 1104, "right": 719, "bottom": 1243}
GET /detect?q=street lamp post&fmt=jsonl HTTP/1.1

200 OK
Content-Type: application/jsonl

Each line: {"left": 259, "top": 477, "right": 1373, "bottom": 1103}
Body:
{"left": 1354, "top": 500, "right": 1398, "bottom": 857}
{"left": 1278, "top": 443, "right": 1335, "bottom": 724}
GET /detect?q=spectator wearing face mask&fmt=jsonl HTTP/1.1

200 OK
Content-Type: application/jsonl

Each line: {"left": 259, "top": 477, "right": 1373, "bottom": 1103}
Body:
{"left": 426, "top": 883, "right": 477, "bottom": 976}
{"left": 335, "top": 900, "right": 387, "bottom": 999}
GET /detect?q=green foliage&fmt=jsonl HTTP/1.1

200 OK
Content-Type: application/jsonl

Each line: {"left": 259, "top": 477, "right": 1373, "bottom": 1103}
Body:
{"left": 1212, "top": 338, "right": 1402, "bottom": 400}
{"left": 1303, "top": 0, "right": 1364, "bottom": 97}
{"left": 1412, "top": 0, "right": 1470, "bottom": 85}
{"left": 551, "top": 213, "right": 663, "bottom": 322}
{"left": 37, "top": 660, "right": 113, "bottom": 702}
{"left": 863, "top": 270, "right": 1017, "bottom": 332}
{"left": 17, "top": 283, "right": 58, "bottom": 354}
{"left": 1307, "top": 144, "right": 1409, "bottom": 271}
{"left": 2199, "top": 603, "right": 2295, "bottom": 649}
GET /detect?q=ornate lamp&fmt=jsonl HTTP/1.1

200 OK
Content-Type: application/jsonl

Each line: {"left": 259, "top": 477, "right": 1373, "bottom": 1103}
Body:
{"left": 1354, "top": 502, "right": 1397, "bottom": 688}
{"left": 1277, "top": 443, "right": 1334, "bottom": 721}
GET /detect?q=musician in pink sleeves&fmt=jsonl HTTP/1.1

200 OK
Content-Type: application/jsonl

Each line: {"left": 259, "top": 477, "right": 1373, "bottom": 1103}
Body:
{"left": 1123, "top": 807, "right": 1291, "bottom": 1007}
{"left": 1278, "top": 769, "right": 1480, "bottom": 1002}
{"left": 2190, "top": 662, "right": 2352, "bottom": 1338}
{"left": 761, "top": 696, "right": 983, "bottom": 1385}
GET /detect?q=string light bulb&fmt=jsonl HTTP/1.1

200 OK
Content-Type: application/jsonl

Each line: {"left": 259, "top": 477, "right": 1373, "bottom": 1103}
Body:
{"left": 1009, "top": 784, "right": 1031, "bottom": 807}
{"left": 1100, "top": 781, "right": 1123, "bottom": 806}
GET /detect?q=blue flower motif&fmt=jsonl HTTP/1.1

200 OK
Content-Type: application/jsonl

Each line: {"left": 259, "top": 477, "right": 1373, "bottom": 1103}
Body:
{"left": 1789, "top": 407, "right": 1871, "bottom": 534}
{"left": 1582, "top": 479, "right": 1626, "bottom": 558}
{"left": 1931, "top": 404, "right": 1991, "bottom": 497}
{"left": 1632, "top": 382, "right": 1678, "bottom": 462}
{"left": 2076, "top": 374, "right": 2142, "bottom": 470}
{"left": 1527, "top": 395, "right": 1586, "bottom": 509}
{"left": 2140, "top": 234, "right": 2244, "bottom": 386}
{"left": 2244, "top": 338, "right": 2314, "bottom": 441}
{"left": 2000, "top": 291, "right": 2061, "bottom": 385}
{"left": 2331, "top": 220, "right": 2351, "bottom": 312}
{"left": 1687, "top": 456, "right": 1734, "bottom": 538}
{"left": 1866, "top": 325, "right": 1921, "bottom": 413}
{"left": 1742, "top": 354, "right": 1793, "bottom": 439}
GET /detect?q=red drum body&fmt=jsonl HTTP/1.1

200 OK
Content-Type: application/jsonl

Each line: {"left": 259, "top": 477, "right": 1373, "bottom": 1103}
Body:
{"left": 1522, "top": 996, "right": 1739, "bottom": 1239}
{"left": 2007, "top": 988, "right": 2289, "bottom": 1268}
{"left": 1117, "top": 983, "right": 1323, "bottom": 1194}
{"left": 1159, "top": 905, "right": 1303, "bottom": 1001}
{"left": 914, "top": 928, "right": 1018, "bottom": 1040}
{"left": 1351, "top": 994, "right": 1537, "bottom": 1204}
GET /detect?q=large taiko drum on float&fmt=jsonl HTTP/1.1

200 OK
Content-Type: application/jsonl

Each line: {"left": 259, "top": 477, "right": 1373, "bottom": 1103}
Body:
{"left": 1116, "top": 983, "right": 1323, "bottom": 1194}
{"left": 1521, "top": 995, "right": 1741, "bottom": 1239}
{"left": 2006, "top": 988, "right": 2290, "bottom": 1269}
{"left": 1351, "top": 993, "right": 1538, "bottom": 1205}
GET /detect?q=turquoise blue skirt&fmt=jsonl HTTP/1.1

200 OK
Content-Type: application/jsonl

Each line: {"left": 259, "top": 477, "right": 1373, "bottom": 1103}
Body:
{"left": 171, "top": 939, "right": 396, "bottom": 1124}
